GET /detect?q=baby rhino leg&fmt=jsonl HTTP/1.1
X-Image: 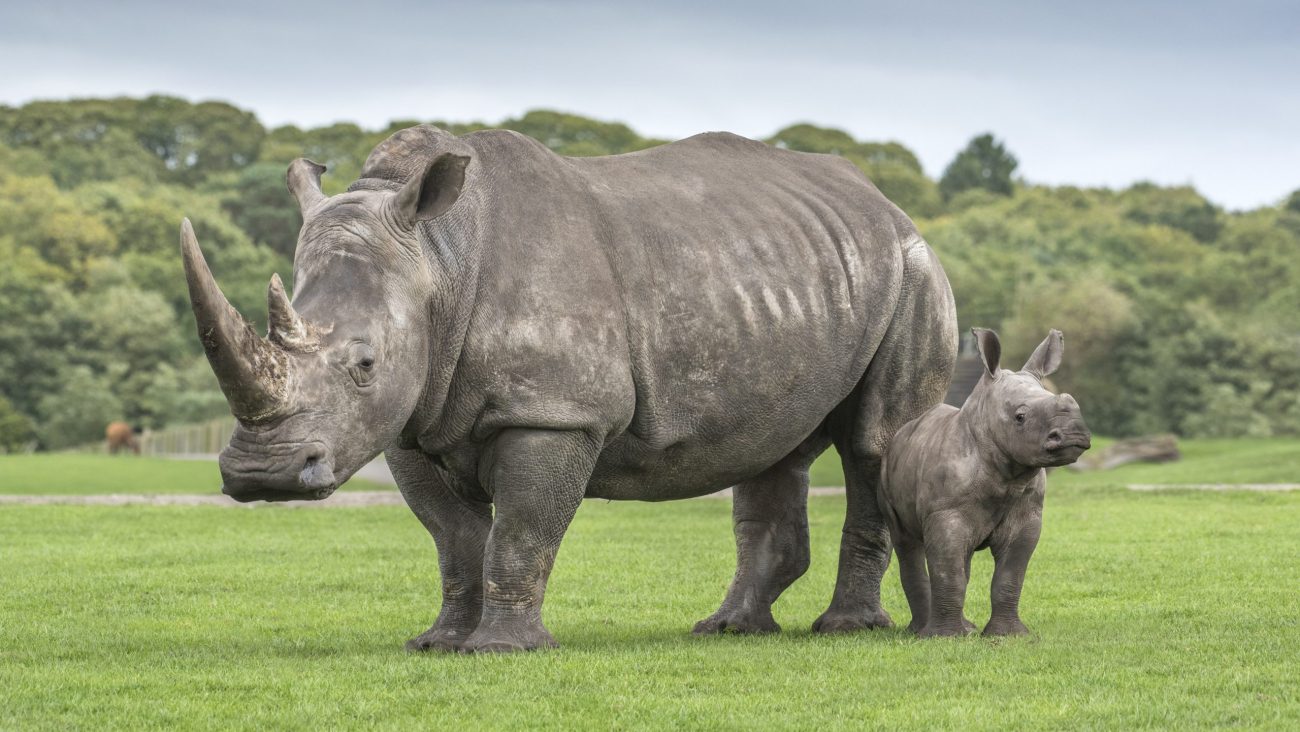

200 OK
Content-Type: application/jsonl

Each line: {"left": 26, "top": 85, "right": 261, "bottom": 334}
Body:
{"left": 918, "top": 512, "right": 976, "bottom": 638}
{"left": 894, "top": 539, "right": 931, "bottom": 633}
{"left": 985, "top": 498, "right": 1043, "bottom": 637}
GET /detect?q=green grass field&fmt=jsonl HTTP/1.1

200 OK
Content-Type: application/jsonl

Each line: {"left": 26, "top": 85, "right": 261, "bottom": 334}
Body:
{"left": 1, "top": 441, "right": 1297, "bottom": 729}
{"left": 2, "top": 437, "right": 1295, "bottom": 496}
{"left": 0, "top": 454, "right": 389, "bottom": 494}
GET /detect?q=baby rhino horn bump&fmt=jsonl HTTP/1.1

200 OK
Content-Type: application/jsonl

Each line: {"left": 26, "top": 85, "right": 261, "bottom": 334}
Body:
{"left": 180, "top": 218, "right": 291, "bottom": 423}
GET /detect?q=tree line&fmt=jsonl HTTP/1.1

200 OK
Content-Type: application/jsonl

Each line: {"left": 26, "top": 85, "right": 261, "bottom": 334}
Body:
{"left": 1, "top": 96, "right": 1297, "bottom": 450}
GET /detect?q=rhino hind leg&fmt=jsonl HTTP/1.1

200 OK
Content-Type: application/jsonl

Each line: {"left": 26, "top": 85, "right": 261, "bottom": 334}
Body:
{"left": 814, "top": 237, "right": 957, "bottom": 634}
{"left": 693, "top": 432, "right": 829, "bottom": 636}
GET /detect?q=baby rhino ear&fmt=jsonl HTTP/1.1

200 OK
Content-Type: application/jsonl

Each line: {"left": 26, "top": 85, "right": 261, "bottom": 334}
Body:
{"left": 1023, "top": 329, "right": 1064, "bottom": 379}
{"left": 972, "top": 327, "right": 1001, "bottom": 379}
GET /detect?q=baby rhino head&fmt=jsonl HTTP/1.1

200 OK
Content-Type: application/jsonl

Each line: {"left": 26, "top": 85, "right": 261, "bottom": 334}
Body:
{"left": 966, "top": 328, "right": 1092, "bottom": 469}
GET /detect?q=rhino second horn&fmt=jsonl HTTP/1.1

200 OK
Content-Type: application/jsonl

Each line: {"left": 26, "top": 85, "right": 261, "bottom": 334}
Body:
{"left": 267, "top": 273, "right": 316, "bottom": 350}
{"left": 180, "top": 218, "right": 291, "bottom": 424}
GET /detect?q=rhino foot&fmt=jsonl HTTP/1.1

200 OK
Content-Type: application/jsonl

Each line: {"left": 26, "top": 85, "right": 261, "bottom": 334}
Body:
{"left": 982, "top": 618, "right": 1030, "bottom": 637}
{"left": 692, "top": 607, "right": 781, "bottom": 635}
{"left": 916, "top": 621, "right": 977, "bottom": 638}
{"left": 405, "top": 626, "right": 473, "bottom": 653}
{"left": 459, "top": 623, "right": 558, "bottom": 654}
{"left": 908, "top": 616, "right": 977, "bottom": 636}
{"left": 811, "top": 607, "right": 893, "bottom": 634}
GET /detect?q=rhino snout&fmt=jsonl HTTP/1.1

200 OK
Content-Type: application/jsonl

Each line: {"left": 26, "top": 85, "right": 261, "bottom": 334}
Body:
{"left": 219, "top": 440, "right": 338, "bottom": 502}
{"left": 1045, "top": 426, "right": 1091, "bottom": 452}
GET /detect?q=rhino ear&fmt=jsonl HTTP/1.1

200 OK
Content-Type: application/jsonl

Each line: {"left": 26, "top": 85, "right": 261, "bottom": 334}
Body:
{"left": 396, "top": 152, "right": 470, "bottom": 225}
{"left": 286, "top": 158, "right": 327, "bottom": 215}
{"left": 972, "top": 327, "right": 1001, "bottom": 379}
{"left": 1023, "top": 329, "right": 1064, "bottom": 379}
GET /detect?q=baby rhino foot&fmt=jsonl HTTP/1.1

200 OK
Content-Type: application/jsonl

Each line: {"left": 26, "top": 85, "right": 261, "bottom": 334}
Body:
{"left": 405, "top": 625, "right": 474, "bottom": 653}
{"left": 811, "top": 607, "right": 894, "bottom": 634}
{"left": 693, "top": 607, "right": 780, "bottom": 635}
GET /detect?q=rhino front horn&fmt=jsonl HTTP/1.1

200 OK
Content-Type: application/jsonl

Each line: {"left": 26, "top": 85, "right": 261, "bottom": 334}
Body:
{"left": 180, "top": 218, "right": 291, "bottom": 423}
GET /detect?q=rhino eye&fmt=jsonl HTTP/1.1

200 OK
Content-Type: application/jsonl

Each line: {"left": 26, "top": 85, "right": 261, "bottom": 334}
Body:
{"left": 1014, "top": 412, "right": 1026, "bottom": 424}
{"left": 348, "top": 343, "right": 377, "bottom": 386}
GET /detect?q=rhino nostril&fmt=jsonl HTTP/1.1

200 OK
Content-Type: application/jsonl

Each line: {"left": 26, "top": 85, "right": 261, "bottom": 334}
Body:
{"left": 1046, "top": 429, "right": 1063, "bottom": 448}
{"left": 297, "top": 445, "right": 336, "bottom": 492}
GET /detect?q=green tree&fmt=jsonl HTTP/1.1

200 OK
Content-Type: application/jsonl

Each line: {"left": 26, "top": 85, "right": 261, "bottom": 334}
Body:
{"left": 939, "top": 133, "right": 1017, "bottom": 200}
{"left": 213, "top": 163, "right": 303, "bottom": 258}
{"left": 501, "top": 110, "right": 660, "bottom": 156}
{"left": 1119, "top": 183, "right": 1223, "bottom": 243}
{"left": 0, "top": 393, "right": 37, "bottom": 453}
{"left": 36, "top": 365, "right": 125, "bottom": 449}
{"left": 768, "top": 124, "right": 940, "bottom": 216}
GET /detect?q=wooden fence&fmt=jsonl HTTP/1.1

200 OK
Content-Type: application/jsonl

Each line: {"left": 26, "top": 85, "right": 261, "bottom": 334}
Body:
{"left": 76, "top": 416, "right": 237, "bottom": 456}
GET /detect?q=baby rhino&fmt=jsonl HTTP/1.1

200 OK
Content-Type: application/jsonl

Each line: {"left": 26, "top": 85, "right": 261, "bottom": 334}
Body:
{"left": 880, "top": 328, "right": 1090, "bottom": 637}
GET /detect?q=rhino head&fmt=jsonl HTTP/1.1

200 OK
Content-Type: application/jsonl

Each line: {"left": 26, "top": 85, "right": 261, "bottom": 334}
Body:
{"left": 181, "top": 152, "right": 469, "bottom": 501}
{"left": 964, "top": 327, "right": 1092, "bottom": 469}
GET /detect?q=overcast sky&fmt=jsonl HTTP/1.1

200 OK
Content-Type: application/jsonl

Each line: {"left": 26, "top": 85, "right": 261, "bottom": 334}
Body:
{"left": 2, "top": 0, "right": 1297, "bottom": 209}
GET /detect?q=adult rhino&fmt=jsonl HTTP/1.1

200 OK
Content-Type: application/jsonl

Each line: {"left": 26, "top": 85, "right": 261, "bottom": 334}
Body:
{"left": 181, "top": 125, "right": 957, "bottom": 653}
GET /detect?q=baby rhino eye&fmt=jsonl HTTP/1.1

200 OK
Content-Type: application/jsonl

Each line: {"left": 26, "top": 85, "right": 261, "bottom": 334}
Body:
{"left": 1014, "top": 412, "right": 1027, "bottom": 424}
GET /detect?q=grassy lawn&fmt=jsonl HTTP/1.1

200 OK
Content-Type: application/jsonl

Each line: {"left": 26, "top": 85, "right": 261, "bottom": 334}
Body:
{"left": 0, "top": 454, "right": 389, "bottom": 494}
{"left": 809, "top": 437, "right": 1300, "bottom": 488}
{"left": 2, "top": 488, "right": 1297, "bottom": 729}
{"left": 4, "top": 437, "right": 1294, "bottom": 496}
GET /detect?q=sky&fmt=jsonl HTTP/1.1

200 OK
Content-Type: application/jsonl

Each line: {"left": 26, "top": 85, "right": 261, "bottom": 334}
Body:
{"left": 1, "top": 0, "right": 1297, "bottom": 209}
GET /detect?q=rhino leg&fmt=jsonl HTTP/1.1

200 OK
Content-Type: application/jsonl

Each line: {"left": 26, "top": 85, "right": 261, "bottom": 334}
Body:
{"left": 388, "top": 448, "right": 493, "bottom": 652}
{"left": 811, "top": 448, "right": 895, "bottom": 633}
{"left": 917, "top": 516, "right": 976, "bottom": 638}
{"left": 894, "top": 539, "right": 931, "bottom": 634}
{"left": 693, "top": 434, "right": 829, "bottom": 636}
{"left": 814, "top": 238, "right": 957, "bottom": 634}
{"left": 460, "top": 428, "right": 599, "bottom": 654}
{"left": 984, "top": 496, "right": 1043, "bottom": 637}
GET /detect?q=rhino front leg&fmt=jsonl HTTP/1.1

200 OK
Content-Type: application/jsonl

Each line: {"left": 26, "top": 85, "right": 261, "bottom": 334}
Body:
{"left": 461, "top": 428, "right": 598, "bottom": 654}
{"left": 893, "top": 539, "right": 931, "bottom": 634}
{"left": 984, "top": 501, "right": 1042, "bottom": 637}
{"left": 693, "top": 438, "right": 825, "bottom": 636}
{"left": 917, "top": 513, "right": 976, "bottom": 638}
{"left": 387, "top": 448, "right": 492, "bottom": 652}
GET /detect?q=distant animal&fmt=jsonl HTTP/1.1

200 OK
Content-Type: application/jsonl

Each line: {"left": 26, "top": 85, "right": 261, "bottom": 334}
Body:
{"left": 105, "top": 421, "right": 140, "bottom": 455}
{"left": 878, "top": 328, "right": 1090, "bottom": 637}
{"left": 179, "top": 124, "right": 958, "bottom": 653}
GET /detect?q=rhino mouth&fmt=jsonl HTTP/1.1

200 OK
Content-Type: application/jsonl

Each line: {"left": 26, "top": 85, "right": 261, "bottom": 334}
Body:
{"left": 1044, "top": 440, "right": 1090, "bottom": 466}
{"left": 222, "top": 484, "right": 337, "bottom": 503}
{"left": 218, "top": 440, "right": 339, "bottom": 502}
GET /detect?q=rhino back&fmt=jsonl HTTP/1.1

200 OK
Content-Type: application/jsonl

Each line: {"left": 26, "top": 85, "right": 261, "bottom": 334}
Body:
{"left": 447, "top": 130, "right": 913, "bottom": 497}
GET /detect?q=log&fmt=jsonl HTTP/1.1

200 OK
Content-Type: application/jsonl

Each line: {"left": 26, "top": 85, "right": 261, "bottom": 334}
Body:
{"left": 1069, "top": 434, "right": 1180, "bottom": 472}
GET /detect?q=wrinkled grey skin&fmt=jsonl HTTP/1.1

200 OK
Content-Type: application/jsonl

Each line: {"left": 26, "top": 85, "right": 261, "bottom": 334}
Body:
{"left": 180, "top": 125, "right": 958, "bottom": 652}
{"left": 879, "top": 328, "right": 1090, "bottom": 637}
